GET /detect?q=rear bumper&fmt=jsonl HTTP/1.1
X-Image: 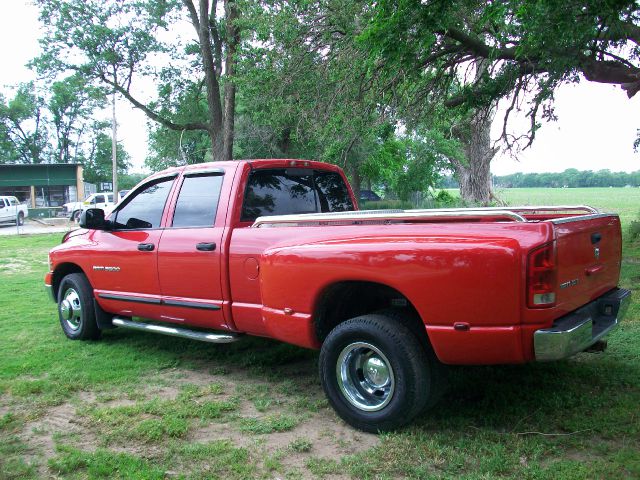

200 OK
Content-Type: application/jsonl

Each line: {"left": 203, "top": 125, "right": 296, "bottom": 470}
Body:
{"left": 534, "top": 288, "right": 632, "bottom": 361}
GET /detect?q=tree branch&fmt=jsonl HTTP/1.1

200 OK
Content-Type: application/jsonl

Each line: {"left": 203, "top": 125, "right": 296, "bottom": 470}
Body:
{"left": 209, "top": 0, "right": 223, "bottom": 74}
{"left": 99, "top": 74, "right": 210, "bottom": 132}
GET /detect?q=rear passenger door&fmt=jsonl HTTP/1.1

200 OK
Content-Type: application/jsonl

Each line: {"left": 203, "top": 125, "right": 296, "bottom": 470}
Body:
{"left": 157, "top": 170, "right": 227, "bottom": 329}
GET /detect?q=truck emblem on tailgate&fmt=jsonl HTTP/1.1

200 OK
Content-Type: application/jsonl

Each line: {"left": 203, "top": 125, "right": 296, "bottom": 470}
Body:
{"left": 594, "top": 247, "right": 600, "bottom": 260}
{"left": 560, "top": 279, "right": 579, "bottom": 289}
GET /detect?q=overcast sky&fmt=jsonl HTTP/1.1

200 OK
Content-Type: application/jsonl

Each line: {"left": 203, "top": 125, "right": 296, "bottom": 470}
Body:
{"left": 2, "top": 3, "right": 638, "bottom": 176}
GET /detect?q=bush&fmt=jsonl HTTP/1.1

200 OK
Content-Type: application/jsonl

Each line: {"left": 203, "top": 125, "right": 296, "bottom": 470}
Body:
{"left": 629, "top": 218, "right": 640, "bottom": 242}
{"left": 360, "top": 199, "right": 413, "bottom": 210}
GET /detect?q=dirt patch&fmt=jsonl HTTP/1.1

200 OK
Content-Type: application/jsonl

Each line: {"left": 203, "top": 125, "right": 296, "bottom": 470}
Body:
{"left": 19, "top": 402, "right": 99, "bottom": 473}
{"left": 0, "top": 259, "right": 29, "bottom": 274}
{"left": 190, "top": 407, "right": 379, "bottom": 476}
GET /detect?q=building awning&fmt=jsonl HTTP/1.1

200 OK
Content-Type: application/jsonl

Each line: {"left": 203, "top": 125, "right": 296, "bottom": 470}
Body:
{"left": 0, "top": 164, "right": 80, "bottom": 187}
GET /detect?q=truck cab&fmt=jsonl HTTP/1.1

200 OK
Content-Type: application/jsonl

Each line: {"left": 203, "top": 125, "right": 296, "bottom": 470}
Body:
{"left": 0, "top": 196, "right": 27, "bottom": 225}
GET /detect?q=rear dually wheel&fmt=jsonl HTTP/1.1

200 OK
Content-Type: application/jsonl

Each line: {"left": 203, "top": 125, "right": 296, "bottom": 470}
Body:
{"left": 319, "top": 313, "right": 440, "bottom": 432}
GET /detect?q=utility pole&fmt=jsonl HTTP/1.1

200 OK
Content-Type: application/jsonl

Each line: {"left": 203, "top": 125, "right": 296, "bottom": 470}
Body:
{"left": 111, "top": 89, "right": 118, "bottom": 203}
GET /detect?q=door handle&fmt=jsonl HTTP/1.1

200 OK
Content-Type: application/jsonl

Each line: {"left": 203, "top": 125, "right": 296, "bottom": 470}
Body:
{"left": 137, "top": 243, "right": 155, "bottom": 251}
{"left": 585, "top": 264, "right": 604, "bottom": 276}
{"left": 196, "top": 242, "right": 216, "bottom": 251}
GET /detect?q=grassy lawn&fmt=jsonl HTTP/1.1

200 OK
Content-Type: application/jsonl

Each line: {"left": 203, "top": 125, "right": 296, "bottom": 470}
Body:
{"left": 0, "top": 189, "right": 638, "bottom": 479}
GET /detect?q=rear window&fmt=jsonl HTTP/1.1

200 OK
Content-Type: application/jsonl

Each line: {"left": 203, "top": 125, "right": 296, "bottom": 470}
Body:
{"left": 241, "top": 168, "right": 353, "bottom": 221}
{"left": 172, "top": 174, "right": 224, "bottom": 227}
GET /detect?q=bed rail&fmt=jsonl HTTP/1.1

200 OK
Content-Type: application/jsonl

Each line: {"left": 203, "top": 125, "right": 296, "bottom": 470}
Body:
{"left": 252, "top": 208, "right": 527, "bottom": 228}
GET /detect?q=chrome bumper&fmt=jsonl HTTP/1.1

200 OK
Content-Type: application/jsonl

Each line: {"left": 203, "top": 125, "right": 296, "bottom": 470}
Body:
{"left": 534, "top": 288, "right": 632, "bottom": 361}
{"left": 45, "top": 283, "right": 55, "bottom": 302}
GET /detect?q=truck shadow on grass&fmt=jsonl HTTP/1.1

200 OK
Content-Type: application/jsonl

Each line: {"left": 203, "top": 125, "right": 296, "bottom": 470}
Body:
{"left": 101, "top": 327, "right": 639, "bottom": 440}
{"left": 7, "top": 327, "right": 638, "bottom": 479}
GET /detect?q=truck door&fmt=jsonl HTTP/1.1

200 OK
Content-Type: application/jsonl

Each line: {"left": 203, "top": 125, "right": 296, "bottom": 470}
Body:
{"left": 157, "top": 170, "right": 227, "bottom": 329}
{"left": 0, "top": 199, "right": 8, "bottom": 222}
{"left": 89, "top": 175, "right": 177, "bottom": 319}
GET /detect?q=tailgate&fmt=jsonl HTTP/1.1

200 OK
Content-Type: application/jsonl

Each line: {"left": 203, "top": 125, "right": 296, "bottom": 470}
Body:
{"left": 553, "top": 214, "right": 622, "bottom": 314}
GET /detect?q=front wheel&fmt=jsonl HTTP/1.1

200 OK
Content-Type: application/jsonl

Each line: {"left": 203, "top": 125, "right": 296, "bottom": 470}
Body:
{"left": 72, "top": 210, "right": 81, "bottom": 222}
{"left": 319, "top": 313, "right": 439, "bottom": 432}
{"left": 57, "top": 273, "right": 101, "bottom": 340}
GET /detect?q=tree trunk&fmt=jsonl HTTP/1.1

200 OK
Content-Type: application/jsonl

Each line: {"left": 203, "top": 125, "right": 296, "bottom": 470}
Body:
{"left": 451, "top": 110, "right": 496, "bottom": 205}
{"left": 349, "top": 163, "right": 361, "bottom": 204}
{"left": 278, "top": 127, "right": 291, "bottom": 155}
{"left": 185, "top": 0, "right": 225, "bottom": 161}
{"left": 222, "top": 0, "right": 239, "bottom": 160}
{"left": 450, "top": 61, "right": 497, "bottom": 205}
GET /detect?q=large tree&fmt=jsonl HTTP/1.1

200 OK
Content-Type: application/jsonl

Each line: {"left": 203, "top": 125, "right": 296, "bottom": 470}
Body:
{"left": 361, "top": 0, "right": 640, "bottom": 202}
{"left": 34, "top": 0, "right": 242, "bottom": 161}
{"left": 0, "top": 83, "right": 48, "bottom": 163}
{"left": 83, "top": 128, "right": 131, "bottom": 185}
{"left": 233, "top": 0, "right": 446, "bottom": 197}
{"left": 49, "top": 74, "right": 105, "bottom": 164}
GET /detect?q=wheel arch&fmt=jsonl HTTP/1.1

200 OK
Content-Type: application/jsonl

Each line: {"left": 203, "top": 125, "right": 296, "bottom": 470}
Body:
{"left": 52, "top": 263, "right": 86, "bottom": 300}
{"left": 313, "top": 281, "right": 431, "bottom": 348}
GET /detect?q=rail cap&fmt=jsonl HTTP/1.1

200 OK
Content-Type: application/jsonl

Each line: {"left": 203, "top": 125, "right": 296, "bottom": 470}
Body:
{"left": 251, "top": 205, "right": 602, "bottom": 228}
{"left": 252, "top": 208, "right": 528, "bottom": 227}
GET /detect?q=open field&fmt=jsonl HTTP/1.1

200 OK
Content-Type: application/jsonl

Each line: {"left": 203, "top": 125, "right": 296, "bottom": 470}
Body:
{"left": 0, "top": 190, "right": 639, "bottom": 479}
{"left": 495, "top": 187, "right": 640, "bottom": 228}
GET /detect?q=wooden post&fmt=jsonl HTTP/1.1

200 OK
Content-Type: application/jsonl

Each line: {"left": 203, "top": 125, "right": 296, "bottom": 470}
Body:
{"left": 76, "top": 165, "right": 84, "bottom": 201}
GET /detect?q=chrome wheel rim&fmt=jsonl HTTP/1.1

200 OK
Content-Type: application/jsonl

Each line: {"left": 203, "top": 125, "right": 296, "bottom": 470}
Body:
{"left": 336, "top": 342, "right": 395, "bottom": 411}
{"left": 60, "top": 287, "right": 82, "bottom": 331}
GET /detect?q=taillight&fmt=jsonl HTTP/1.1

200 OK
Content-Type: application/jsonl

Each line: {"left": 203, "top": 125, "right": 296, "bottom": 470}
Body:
{"left": 527, "top": 242, "right": 557, "bottom": 308}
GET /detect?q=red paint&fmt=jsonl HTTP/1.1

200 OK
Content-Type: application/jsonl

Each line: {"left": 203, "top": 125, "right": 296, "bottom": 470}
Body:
{"left": 46, "top": 160, "right": 624, "bottom": 366}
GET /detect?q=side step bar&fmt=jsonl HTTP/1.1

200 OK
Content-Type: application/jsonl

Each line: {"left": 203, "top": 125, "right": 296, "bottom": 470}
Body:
{"left": 112, "top": 317, "right": 241, "bottom": 344}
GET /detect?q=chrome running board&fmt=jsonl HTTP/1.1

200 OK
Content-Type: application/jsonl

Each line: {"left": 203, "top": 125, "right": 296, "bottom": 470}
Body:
{"left": 112, "top": 317, "right": 240, "bottom": 344}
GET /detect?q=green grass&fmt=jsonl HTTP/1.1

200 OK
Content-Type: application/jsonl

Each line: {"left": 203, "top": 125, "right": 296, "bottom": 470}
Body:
{"left": 495, "top": 187, "right": 640, "bottom": 227}
{"left": 0, "top": 190, "right": 639, "bottom": 478}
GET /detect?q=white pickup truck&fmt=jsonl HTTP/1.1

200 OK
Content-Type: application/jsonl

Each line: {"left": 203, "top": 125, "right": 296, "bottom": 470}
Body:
{"left": 0, "top": 196, "right": 28, "bottom": 226}
{"left": 63, "top": 193, "right": 114, "bottom": 221}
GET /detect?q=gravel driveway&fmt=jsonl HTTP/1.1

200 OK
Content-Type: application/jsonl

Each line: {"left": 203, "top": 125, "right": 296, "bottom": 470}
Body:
{"left": 0, "top": 219, "right": 77, "bottom": 236}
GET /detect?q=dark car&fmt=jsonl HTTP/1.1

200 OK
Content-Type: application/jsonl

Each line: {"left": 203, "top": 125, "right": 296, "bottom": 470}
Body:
{"left": 359, "top": 190, "right": 381, "bottom": 202}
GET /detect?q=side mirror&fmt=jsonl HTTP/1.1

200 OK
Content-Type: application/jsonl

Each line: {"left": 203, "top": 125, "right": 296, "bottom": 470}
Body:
{"left": 80, "top": 208, "right": 109, "bottom": 230}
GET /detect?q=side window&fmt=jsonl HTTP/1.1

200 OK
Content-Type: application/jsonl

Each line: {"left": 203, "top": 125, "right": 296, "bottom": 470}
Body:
{"left": 0, "top": 199, "right": 5, "bottom": 208}
{"left": 9, "top": 198, "right": 18, "bottom": 206}
{"left": 112, "top": 178, "right": 174, "bottom": 230}
{"left": 314, "top": 171, "right": 354, "bottom": 212}
{"left": 241, "top": 169, "right": 316, "bottom": 221}
{"left": 172, "top": 174, "right": 224, "bottom": 228}
{"left": 107, "top": 194, "right": 114, "bottom": 203}
{"left": 94, "top": 195, "right": 104, "bottom": 204}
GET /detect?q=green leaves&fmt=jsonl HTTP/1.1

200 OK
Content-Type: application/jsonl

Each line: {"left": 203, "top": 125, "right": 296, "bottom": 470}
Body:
{"left": 0, "top": 84, "right": 48, "bottom": 163}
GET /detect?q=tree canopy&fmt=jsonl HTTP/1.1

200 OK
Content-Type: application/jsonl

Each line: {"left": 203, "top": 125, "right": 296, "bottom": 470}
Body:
{"left": 9, "top": 0, "right": 638, "bottom": 204}
{"left": 362, "top": 0, "right": 640, "bottom": 148}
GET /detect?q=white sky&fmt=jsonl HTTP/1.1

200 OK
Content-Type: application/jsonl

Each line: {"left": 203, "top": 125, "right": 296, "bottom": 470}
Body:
{"left": 1, "top": 3, "right": 639, "bottom": 176}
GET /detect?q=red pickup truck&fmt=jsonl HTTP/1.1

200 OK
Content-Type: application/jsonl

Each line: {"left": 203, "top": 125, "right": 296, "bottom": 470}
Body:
{"left": 45, "top": 159, "right": 631, "bottom": 432}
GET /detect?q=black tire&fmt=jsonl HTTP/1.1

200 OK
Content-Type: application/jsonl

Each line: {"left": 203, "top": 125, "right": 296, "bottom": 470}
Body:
{"left": 17, "top": 212, "right": 24, "bottom": 226}
{"left": 57, "top": 273, "right": 101, "bottom": 340}
{"left": 319, "top": 313, "right": 438, "bottom": 432}
{"left": 72, "top": 210, "right": 81, "bottom": 222}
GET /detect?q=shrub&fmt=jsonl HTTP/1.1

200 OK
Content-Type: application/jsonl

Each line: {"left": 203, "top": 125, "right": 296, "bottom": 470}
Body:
{"left": 629, "top": 218, "right": 640, "bottom": 242}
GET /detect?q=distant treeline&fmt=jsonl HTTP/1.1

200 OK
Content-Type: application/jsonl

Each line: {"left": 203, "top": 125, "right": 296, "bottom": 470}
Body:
{"left": 438, "top": 169, "right": 640, "bottom": 189}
